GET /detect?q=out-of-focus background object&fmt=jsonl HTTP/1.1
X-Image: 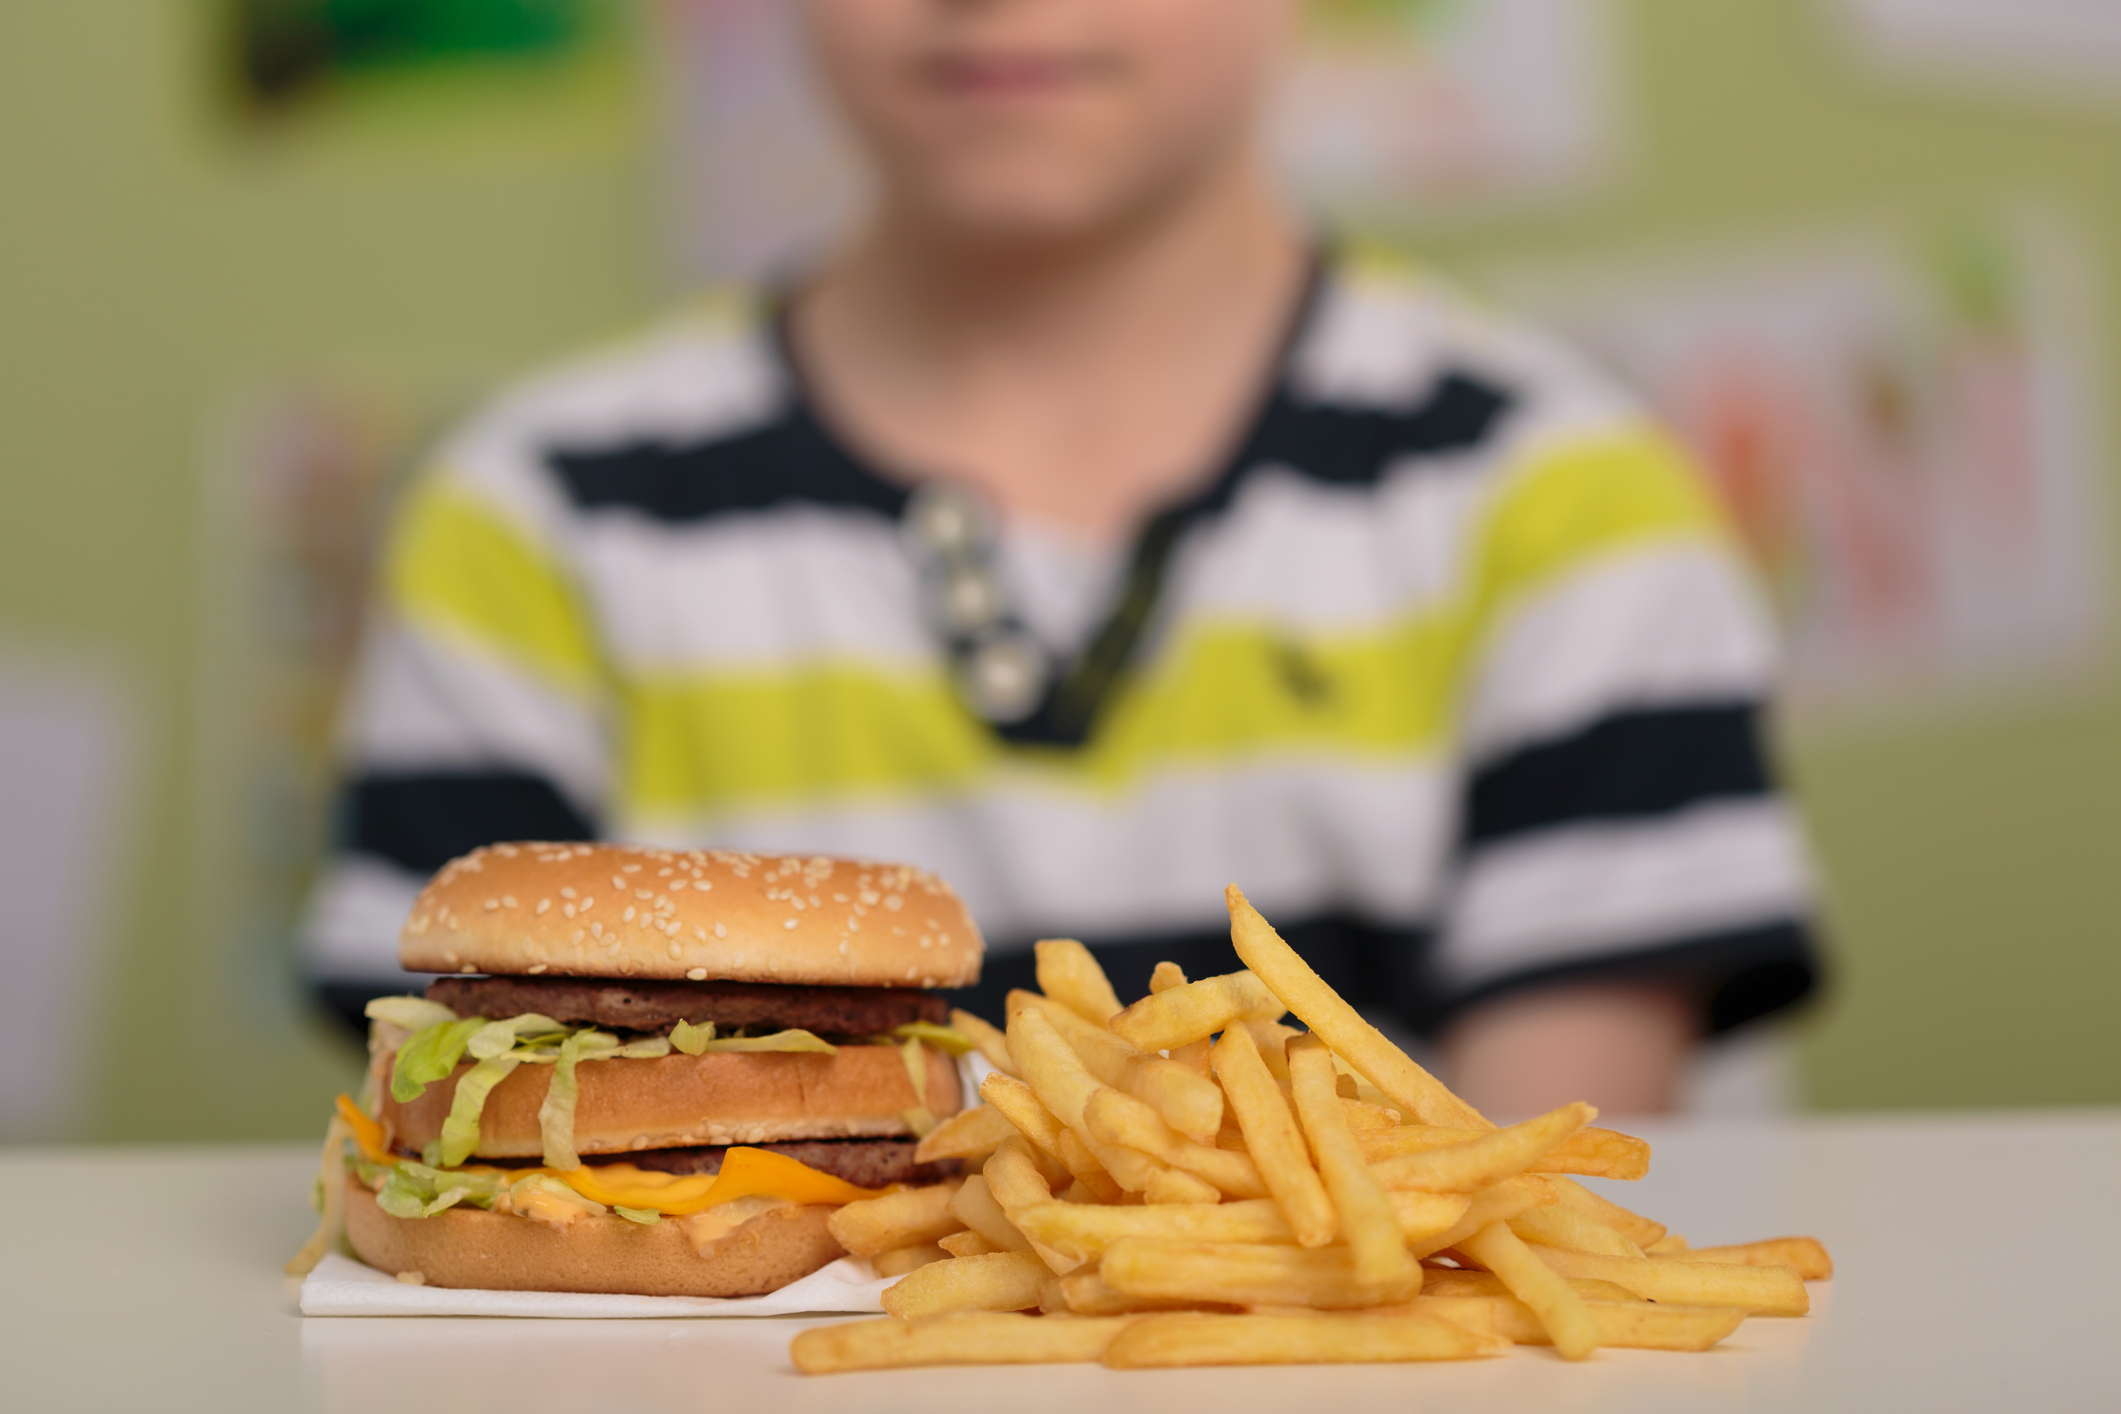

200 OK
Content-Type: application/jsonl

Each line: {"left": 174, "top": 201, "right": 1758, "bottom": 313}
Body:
{"left": 1, "top": 0, "right": 2116, "bottom": 1142}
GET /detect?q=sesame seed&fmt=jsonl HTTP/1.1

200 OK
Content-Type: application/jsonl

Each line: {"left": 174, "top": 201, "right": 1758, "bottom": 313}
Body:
{"left": 561, "top": 886, "right": 577, "bottom": 899}
{"left": 502, "top": 896, "right": 517, "bottom": 908}
{"left": 667, "top": 940, "right": 681, "bottom": 958}
{"left": 920, "top": 936, "right": 932, "bottom": 949}
{"left": 623, "top": 864, "right": 641, "bottom": 873}
{"left": 580, "top": 896, "right": 595, "bottom": 910}
{"left": 636, "top": 889, "right": 653, "bottom": 901}
{"left": 839, "top": 941, "right": 850, "bottom": 956}
{"left": 784, "top": 919, "right": 798, "bottom": 930}
{"left": 528, "top": 964, "right": 548, "bottom": 974}
{"left": 698, "top": 881, "right": 712, "bottom": 892}
{"left": 686, "top": 968, "right": 707, "bottom": 981}
{"left": 623, "top": 906, "right": 637, "bottom": 922}
{"left": 564, "top": 904, "right": 576, "bottom": 919}
{"left": 483, "top": 899, "right": 499, "bottom": 911}
{"left": 535, "top": 899, "right": 551, "bottom": 915}
{"left": 884, "top": 896, "right": 904, "bottom": 912}
{"left": 670, "top": 880, "right": 687, "bottom": 891}
{"left": 694, "top": 926, "right": 707, "bottom": 941}
{"left": 714, "top": 922, "right": 728, "bottom": 938}
{"left": 591, "top": 922, "right": 604, "bottom": 938}
{"left": 573, "top": 930, "right": 585, "bottom": 944}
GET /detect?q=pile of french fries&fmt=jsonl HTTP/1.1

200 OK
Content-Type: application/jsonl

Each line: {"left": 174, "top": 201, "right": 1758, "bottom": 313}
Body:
{"left": 793, "top": 886, "right": 1832, "bottom": 1373}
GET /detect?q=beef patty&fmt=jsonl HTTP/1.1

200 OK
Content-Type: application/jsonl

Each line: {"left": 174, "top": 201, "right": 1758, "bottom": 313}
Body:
{"left": 449, "top": 1137, "right": 954, "bottom": 1190}
{"left": 426, "top": 975, "right": 949, "bottom": 1040}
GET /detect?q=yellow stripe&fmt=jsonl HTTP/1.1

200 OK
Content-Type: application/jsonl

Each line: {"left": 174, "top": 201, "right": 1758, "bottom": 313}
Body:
{"left": 615, "top": 427, "right": 1731, "bottom": 812}
{"left": 385, "top": 478, "right": 602, "bottom": 694}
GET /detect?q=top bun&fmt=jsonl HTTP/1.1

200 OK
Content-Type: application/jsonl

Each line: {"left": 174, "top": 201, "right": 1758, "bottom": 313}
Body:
{"left": 399, "top": 843, "right": 982, "bottom": 989}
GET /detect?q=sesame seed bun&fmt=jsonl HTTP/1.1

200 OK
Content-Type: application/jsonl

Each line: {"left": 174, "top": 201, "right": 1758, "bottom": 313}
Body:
{"left": 380, "top": 1042, "right": 965, "bottom": 1159}
{"left": 399, "top": 843, "right": 983, "bottom": 989}
{"left": 343, "top": 1178, "right": 847, "bottom": 1298}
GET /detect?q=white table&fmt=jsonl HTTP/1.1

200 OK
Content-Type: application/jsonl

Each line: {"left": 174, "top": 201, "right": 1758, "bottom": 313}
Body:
{"left": 5, "top": 1112, "right": 2116, "bottom": 1413}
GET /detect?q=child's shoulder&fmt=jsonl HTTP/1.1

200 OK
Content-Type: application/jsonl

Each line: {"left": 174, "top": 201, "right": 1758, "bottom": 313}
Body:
{"left": 447, "top": 285, "right": 787, "bottom": 465}
{"left": 1301, "top": 246, "right": 1637, "bottom": 427}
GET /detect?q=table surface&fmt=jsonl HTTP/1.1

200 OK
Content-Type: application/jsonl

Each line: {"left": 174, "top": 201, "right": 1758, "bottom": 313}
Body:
{"left": 5, "top": 1111, "right": 2116, "bottom": 1414}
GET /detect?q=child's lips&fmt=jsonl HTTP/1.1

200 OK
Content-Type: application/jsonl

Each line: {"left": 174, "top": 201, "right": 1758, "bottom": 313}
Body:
{"left": 922, "top": 50, "right": 1110, "bottom": 100}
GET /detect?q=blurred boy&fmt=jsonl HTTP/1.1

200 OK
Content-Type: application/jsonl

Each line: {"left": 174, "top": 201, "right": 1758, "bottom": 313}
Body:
{"left": 305, "top": 0, "right": 1817, "bottom": 1114}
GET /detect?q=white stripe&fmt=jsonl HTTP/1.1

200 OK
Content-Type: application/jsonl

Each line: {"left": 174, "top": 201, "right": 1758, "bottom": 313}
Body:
{"left": 1463, "top": 544, "right": 1778, "bottom": 761}
{"left": 577, "top": 505, "right": 937, "bottom": 671}
{"left": 1435, "top": 799, "right": 1812, "bottom": 989}
{"left": 616, "top": 756, "right": 1458, "bottom": 947}
{"left": 302, "top": 855, "right": 428, "bottom": 981}
{"left": 339, "top": 618, "right": 608, "bottom": 813}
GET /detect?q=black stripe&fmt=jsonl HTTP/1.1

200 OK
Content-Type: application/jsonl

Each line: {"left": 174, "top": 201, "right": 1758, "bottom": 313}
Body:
{"left": 1246, "top": 372, "right": 1514, "bottom": 488}
{"left": 547, "top": 409, "right": 909, "bottom": 524}
{"left": 1412, "top": 919, "right": 1821, "bottom": 1039}
{"left": 1465, "top": 703, "right": 1770, "bottom": 847}
{"left": 339, "top": 771, "right": 598, "bottom": 876}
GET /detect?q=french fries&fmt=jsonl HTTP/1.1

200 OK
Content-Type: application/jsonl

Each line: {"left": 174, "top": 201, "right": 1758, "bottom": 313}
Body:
{"left": 1101, "top": 1238, "right": 1425, "bottom": 1309}
{"left": 1033, "top": 939, "right": 1126, "bottom": 1024}
{"left": 1358, "top": 1123, "right": 1652, "bottom": 1181}
{"left": 880, "top": 1250, "right": 1052, "bottom": 1318}
{"left": 806, "top": 887, "right": 1833, "bottom": 1377}
{"left": 827, "top": 1179, "right": 964, "bottom": 1257}
{"left": 914, "top": 1103, "right": 1017, "bottom": 1164}
{"left": 793, "top": 1313, "right": 1131, "bottom": 1372}
{"left": 1226, "top": 885, "right": 1486, "bottom": 1129}
{"left": 1288, "top": 1035, "right": 1416, "bottom": 1286}
{"left": 1213, "top": 1022, "right": 1337, "bottom": 1247}
{"left": 1103, "top": 1311, "right": 1507, "bottom": 1367}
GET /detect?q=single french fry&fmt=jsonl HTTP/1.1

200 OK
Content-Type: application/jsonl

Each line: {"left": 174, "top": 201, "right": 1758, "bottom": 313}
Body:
{"left": 1531, "top": 1249, "right": 1811, "bottom": 1316}
{"left": 1359, "top": 1124, "right": 1651, "bottom": 1182}
{"left": 1110, "top": 970, "right": 1286, "bottom": 1052}
{"left": 938, "top": 1231, "right": 1000, "bottom": 1258}
{"left": 1225, "top": 887, "right": 1487, "bottom": 1129}
{"left": 1014, "top": 1192, "right": 1467, "bottom": 1267}
{"left": 1419, "top": 1268, "right": 1642, "bottom": 1303}
{"left": 1339, "top": 1099, "right": 1400, "bottom": 1131}
{"left": 1083, "top": 1086, "right": 1268, "bottom": 1198}
{"left": 984, "top": 1136, "right": 1083, "bottom": 1274}
{"left": 1675, "top": 1237, "right": 1833, "bottom": 1281}
{"left": 1212, "top": 1023, "right": 1336, "bottom": 1247}
{"left": 873, "top": 1243, "right": 950, "bottom": 1277}
{"left": 1101, "top": 1239, "right": 1424, "bottom": 1310}
{"left": 1409, "top": 1175, "right": 1560, "bottom": 1259}
{"left": 1288, "top": 1035, "right": 1416, "bottom": 1288}
{"left": 1509, "top": 1203, "right": 1645, "bottom": 1259}
{"left": 950, "top": 1174, "right": 1032, "bottom": 1254}
{"left": 792, "top": 1312, "right": 1131, "bottom": 1372}
{"left": 827, "top": 1179, "right": 965, "bottom": 1257}
{"left": 980, "top": 1072, "right": 1122, "bottom": 1202}
{"left": 1418, "top": 1295, "right": 1746, "bottom": 1352}
{"left": 1458, "top": 1221, "right": 1600, "bottom": 1360}
{"left": 916, "top": 1103, "right": 1017, "bottom": 1164}
{"left": 1370, "top": 1103, "right": 1595, "bottom": 1193}
{"left": 1547, "top": 1176, "right": 1667, "bottom": 1249}
{"left": 1059, "top": 1270, "right": 1237, "bottom": 1316}
{"left": 1247, "top": 1020, "right": 1300, "bottom": 1079}
{"left": 950, "top": 1008, "right": 1016, "bottom": 1078}
{"left": 1102, "top": 1311, "right": 1505, "bottom": 1368}
{"left": 880, "top": 1250, "right": 1052, "bottom": 1317}
{"left": 1149, "top": 961, "right": 1188, "bottom": 993}
{"left": 1009, "top": 1006, "right": 1177, "bottom": 1193}
{"left": 1034, "top": 939, "right": 1126, "bottom": 1024}
{"left": 1144, "top": 1166, "right": 1221, "bottom": 1203}
{"left": 1646, "top": 1232, "right": 1690, "bottom": 1256}
{"left": 1012, "top": 990, "right": 1224, "bottom": 1142}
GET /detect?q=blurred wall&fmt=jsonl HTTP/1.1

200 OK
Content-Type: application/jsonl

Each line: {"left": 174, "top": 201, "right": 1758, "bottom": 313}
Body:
{"left": 0, "top": 1, "right": 2114, "bottom": 1141}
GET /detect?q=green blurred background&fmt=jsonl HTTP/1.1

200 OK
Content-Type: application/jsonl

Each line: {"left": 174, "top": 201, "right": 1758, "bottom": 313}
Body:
{"left": 0, "top": 0, "right": 2115, "bottom": 1142}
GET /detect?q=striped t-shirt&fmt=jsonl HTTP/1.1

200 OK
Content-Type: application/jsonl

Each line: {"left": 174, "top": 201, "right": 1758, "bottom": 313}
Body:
{"left": 303, "top": 255, "right": 1819, "bottom": 1037}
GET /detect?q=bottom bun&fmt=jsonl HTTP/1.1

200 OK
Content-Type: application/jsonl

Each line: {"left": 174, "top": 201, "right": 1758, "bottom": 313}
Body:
{"left": 343, "top": 1178, "right": 846, "bottom": 1297}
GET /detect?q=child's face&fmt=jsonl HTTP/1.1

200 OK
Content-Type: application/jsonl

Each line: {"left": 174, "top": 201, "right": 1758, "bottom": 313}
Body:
{"left": 801, "top": 0, "right": 1297, "bottom": 242}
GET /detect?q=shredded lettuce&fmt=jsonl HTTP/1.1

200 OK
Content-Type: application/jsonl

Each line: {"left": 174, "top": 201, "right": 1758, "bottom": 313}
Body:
{"left": 670, "top": 1019, "right": 714, "bottom": 1055}
{"left": 377, "top": 1161, "right": 510, "bottom": 1219}
{"left": 616, "top": 1035, "right": 673, "bottom": 1059}
{"left": 431, "top": 1055, "right": 523, "bottom": 1167}
{"left": 365, "top": 996, "right": 461, "bottom": 1032}
{"left": 468, "top": 1012, "right": 569, "bottom": 1060}
{"left": 538, "top": 1031, "right": 589, "bottom": 1171}
{"left": 391, "top": 1015, "right": 488, "bottom": 1103}
{"left": 891, "top": 1021, "right": 976, "bottom": 1056}
{"left": 690, "top": 1028, "right": 838, "bottom": 1055}
{"left": 614, "top": 1205, "right": 662, "bottom": 1225}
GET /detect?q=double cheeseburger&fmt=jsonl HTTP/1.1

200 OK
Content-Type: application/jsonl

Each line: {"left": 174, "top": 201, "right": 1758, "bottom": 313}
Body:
{"left": 289, "top": 842, "right": 983, "bottom": 1297}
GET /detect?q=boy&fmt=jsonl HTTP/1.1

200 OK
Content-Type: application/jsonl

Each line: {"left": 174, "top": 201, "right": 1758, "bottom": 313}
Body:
{"left": 305, "top": 0, "right": 1817, "bottom": 1114}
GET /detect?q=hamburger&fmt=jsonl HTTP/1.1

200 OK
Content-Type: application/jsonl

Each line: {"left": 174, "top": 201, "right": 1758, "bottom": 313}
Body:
{"left": 288, "top": 842, "right": 983, "bottom": 1297}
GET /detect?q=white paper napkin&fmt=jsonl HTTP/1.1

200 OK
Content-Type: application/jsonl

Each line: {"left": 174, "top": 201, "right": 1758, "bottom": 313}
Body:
{"left": 299, "top": 1251, "right": 890, "bottom": 1318}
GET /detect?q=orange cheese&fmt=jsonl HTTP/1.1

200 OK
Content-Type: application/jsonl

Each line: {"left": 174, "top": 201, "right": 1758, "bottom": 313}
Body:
{"left": 336, "top": 1094, "right": 393, "bottom": 1165}
{"left": 558, "top": 1148, "right": 888, "bottom": 1215}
